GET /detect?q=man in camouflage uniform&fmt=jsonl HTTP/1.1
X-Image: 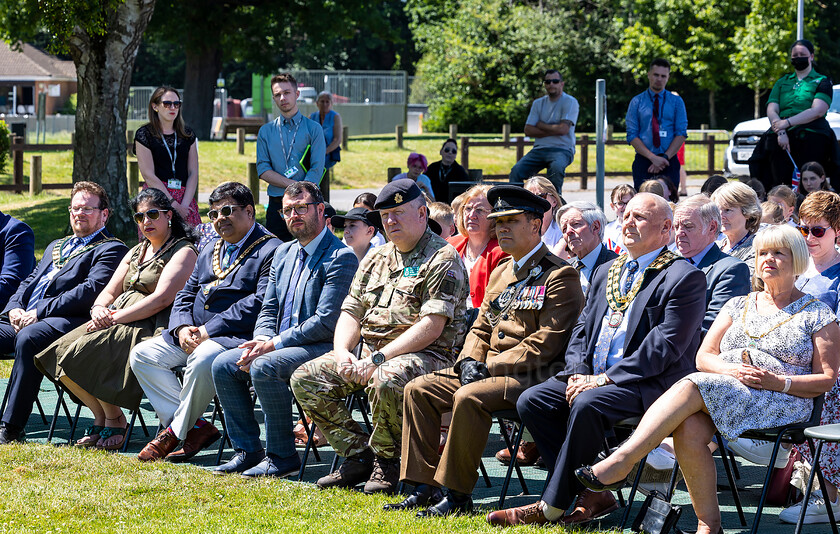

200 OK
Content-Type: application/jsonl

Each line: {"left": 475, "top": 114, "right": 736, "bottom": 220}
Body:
{"left": 291, "top": 179, "right": 469, "bottom": 494}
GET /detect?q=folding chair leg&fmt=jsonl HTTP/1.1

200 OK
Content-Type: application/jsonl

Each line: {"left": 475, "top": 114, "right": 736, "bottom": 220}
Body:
{"left": 497, "top": 418, "right": 529, "bottom": 509}
{"left": 618, "top": 456, "right": 648, "bottom": 530}
{"left": 138, "top": 410, "right": 150, "bottom": 437}
{"left": 605, "top": 437, "right": 627, "bottom": 509}
{"left": 213, "top": 398, "right": 232, "bottom": 466}
{"left": 479, "top": 460, "right": 492, "bottom": 488}
{"left": 666, "top": 458, "right": 681, "bottom": 500}
{"left": 122, "top": 410, "right": 139, "bottom": 453}
{"left": 67, "top": 403, "right": 82, "bottom": 443}
{"left": 47, "top": 389, "right": 65, "bottom": 442}
{"left": 34, "top": 397, "right": 48, "bottom": 425}
{"left": 716, "top": 432, "right": 746, "bottom": 526}
{"left": 749, "top": 432, "right": 788, "bottom": 534}
{"left": 795, "top": 441, "right": 839, "bottom": 534}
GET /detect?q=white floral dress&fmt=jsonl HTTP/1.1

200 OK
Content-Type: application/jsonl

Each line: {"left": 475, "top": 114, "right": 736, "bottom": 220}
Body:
{"left": 684, "top": 293, "right": 835, "bottom": 441}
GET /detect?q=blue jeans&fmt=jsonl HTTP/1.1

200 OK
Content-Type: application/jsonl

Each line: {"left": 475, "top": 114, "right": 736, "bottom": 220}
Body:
{"left": 509, "top": 146, "right": 574, "bottom": 194}
{"left": 211, "top": 343, "right": 330, "bottom": 458}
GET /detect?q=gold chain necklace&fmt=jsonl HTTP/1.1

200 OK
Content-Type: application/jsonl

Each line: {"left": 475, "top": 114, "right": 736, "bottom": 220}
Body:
{"left": 606, "top": 249, "right": 681, "bottom": 313}
{"left": 51, "top": 235, "right": 120, "bottom": 269}
{"left": 203, "top": 235, "right": 273, "bottom": 294}
{"left": 742, "top": 293, "right": 817, "bottom": 347}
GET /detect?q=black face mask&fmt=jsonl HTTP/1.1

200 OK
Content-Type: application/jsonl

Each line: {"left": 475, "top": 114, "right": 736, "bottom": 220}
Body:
{"left": 791, "top": 56, "right": 810, "bottom": 71}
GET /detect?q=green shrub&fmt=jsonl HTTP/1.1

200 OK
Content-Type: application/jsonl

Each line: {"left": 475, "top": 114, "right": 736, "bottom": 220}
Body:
{"left": 0, "top": 120, "right": 10, "bottom": 174}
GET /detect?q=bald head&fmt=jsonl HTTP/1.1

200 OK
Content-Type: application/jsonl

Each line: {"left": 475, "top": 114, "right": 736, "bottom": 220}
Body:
{"left": 621, "top": 193, "right": 673, "bottom": 258}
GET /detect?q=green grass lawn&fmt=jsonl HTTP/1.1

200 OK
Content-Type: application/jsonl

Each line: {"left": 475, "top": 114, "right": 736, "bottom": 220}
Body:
{"left": 0, "top": 444, "right": 601, "bottom": 533}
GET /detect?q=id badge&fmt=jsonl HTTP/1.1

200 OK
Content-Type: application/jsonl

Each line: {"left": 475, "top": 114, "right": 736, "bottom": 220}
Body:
{"left": 167, "top": 179, "right": 182, "bottom": 189}
{"left": 283, "top": 166, "right": 300, "bottom": 179}
{"left": 659, "top": 130, "right": 668, "bottom": 138}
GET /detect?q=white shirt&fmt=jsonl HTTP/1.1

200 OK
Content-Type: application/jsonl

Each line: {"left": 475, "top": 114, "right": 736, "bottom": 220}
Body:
{"left": 541, "top": 219, "right": 563, "bottom": 252}
{"left": 601, "top": 247, "right": 663, "bottom": 369}
{"left": 514, "top": 242, "right": 544, "bottom": 272}
{"left": 575, "top": 243, "right": 604, "bottom": 295}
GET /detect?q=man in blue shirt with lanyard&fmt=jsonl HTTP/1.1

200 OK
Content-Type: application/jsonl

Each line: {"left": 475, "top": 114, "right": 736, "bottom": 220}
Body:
{"left": 625, "top": 58, "right": 688, "bottom": 190}
{"left": 256, "top": 73, "right": 326, "bottom": 242}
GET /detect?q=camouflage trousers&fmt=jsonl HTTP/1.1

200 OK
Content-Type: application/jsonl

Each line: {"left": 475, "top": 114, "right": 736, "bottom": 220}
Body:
{"left": 290, "top": 350, "right": 450, "bottom": 459}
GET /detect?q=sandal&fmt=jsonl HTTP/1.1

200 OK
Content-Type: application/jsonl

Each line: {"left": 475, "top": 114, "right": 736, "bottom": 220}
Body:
{"left": 96, "top": 425, "right": 128, "bottom": 451}
{"left": 75, "top": 425, "right": 104, "bottom": 448}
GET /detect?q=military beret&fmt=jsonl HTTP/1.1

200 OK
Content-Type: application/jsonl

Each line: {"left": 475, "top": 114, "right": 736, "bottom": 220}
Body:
{"left": 487, "top": 185, "right": 551, "bottom": 219}
{"left": 331, "top": 207, "right": 381, "bottom": 231}
{"left": 374, "top": 179, "right": 422, "bottom": 210}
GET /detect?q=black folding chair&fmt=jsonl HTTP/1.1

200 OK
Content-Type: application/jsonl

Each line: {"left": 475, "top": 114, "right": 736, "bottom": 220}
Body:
{"left": 171, "top": 365, "right": 231, "bottom": 465}
{"left": 493, "top": 409, "right": 531, "bottom": 508}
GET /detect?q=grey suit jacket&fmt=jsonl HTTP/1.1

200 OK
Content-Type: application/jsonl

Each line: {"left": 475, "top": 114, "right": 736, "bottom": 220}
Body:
{"left": 696, "top": 243, "right": 751, "bottom": 335}
{"left": 253, "top": 230, "right": 358, "bottom": 349}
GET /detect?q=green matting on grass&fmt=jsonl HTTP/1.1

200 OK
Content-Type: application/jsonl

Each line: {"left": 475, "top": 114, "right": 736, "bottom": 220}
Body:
{"left": 0, "top": 377, "right": 810, "bottom": 533}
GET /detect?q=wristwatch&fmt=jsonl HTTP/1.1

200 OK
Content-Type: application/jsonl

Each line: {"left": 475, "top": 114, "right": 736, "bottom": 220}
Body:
{"left": 371, "top": 350, "right": 386, "bottom": 366}
{"left": 596, "top": 374, "right": 608, "bottom": 387}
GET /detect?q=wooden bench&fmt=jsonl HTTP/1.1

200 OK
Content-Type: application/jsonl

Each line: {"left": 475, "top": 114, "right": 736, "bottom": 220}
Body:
{"left": 220, "top": 118, "right": 266, "bottom": 140}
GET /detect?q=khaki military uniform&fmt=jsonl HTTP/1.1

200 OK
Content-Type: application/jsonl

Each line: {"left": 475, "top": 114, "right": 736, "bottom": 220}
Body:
{"left": 401, "top": 244, "right": 584, "bottom": 493}
{"left": 291, "top": 229, "right": 469, "bottom": 459}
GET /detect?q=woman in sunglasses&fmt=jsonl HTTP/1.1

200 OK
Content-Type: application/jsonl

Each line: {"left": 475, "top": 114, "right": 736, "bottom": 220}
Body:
{"left": 34, "top": 188, "right": 198, "bottom": 450}
{"left": 426, "top": 138, "right": 469, "bottom": 202}
{"left": 134, "top": 86, "right": 201, "bottom": 227}
{"left": 780, "top": 191, "right": 840, "bottom": 524}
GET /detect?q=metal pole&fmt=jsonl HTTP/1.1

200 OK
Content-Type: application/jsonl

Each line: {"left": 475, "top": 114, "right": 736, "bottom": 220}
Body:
{"left": 595, "top": 79, "right": 606, "bottom": 210}
{"left": 797, "top": 0, "right": 804, "bottom": 40}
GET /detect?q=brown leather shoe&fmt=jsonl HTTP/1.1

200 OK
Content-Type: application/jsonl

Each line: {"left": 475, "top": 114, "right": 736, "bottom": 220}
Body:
{"left": 364, "top": 456, "right": 400, "bottom": 494}
{"left": 138, "top": 428, "right": 179, "bottom": 462}
{"left": 166, "top": 423, "right": 222, "bottom": 462}
{"left": 486, "top": 502, "right": 555, "bottom": 527}
{"left": 561, "top": 489, "right": 619, "bottom": 525}
{"left": 316, "top": 449, "right": 374, "bottom": 489}
{"left": 494, "top": 440, "right": 540, "bottom": 466}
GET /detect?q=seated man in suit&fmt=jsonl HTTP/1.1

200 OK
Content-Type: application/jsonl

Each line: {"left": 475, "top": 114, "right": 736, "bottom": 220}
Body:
{"left": 0, "top": 182, "right": 127, "bottom": 443}
{"left": 488, "top": 193, "right": 707, "bottom": 526}
{"left": 291, "top": 179, "right": 469, "bottom": 494}
{"left": 388, "top": 186, "right": 584, "bottom": 516}
{"left": 0, "top": 211, "right": 35, "bottom": 311}
{"left": 211, "top": 182, "right": 358, "bottom": 478}
{"left": 130, "top": 182, "right": 281, "bottom": 462}
{"left": 674, "top": 195, "right": 751, "bottom": 334}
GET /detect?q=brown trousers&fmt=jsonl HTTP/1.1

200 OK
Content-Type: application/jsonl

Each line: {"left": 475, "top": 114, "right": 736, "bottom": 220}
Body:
{"left": 400, "top": 367, "right": 516, "bottom": 494}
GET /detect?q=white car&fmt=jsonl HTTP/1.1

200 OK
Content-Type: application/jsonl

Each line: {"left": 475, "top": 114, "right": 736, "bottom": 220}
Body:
{"left": 724, "top": 84, "right": 840, "bottom": 176}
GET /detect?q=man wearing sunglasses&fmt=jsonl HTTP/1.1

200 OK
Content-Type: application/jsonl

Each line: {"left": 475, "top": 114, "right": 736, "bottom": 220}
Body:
{"left": 256, "top": 72, "right": 326, "bottom": 242}
{"left": 426, "top": 139, "right": 469, "bottom": 203}
{"left": 509, "top": 70, "right": 579, "bottom": 195}
{"left": 0, "top": 182, "right": 127, "bottom": 444}
{"left": 130, "top": 182, "right": 281, "bottom": 462}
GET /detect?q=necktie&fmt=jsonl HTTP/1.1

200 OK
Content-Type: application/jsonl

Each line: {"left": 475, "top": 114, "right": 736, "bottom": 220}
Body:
{"left": 572, "top": 259, "right": 584, "bottom": 272}
{"left": 591, "top": 260, "right": 640, "bottom": 374}
{"left": 222, "top": 244, "right": 237, "bottom": 269}
{"left": 687, "top": 257, "right": 695, "bottom": 265}
{"left": 27, "top": 238, "right": 80, "bottom": 311}
{"left": 652, "top": 93, "right": 661, "bottom": 149}
{"left": 280, "top": 247, "right": 307, "bottom": 331}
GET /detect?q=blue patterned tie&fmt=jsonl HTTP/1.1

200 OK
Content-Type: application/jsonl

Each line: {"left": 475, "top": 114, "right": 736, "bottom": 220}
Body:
{"left": 280, "top": 247, "right": 307, "bottom": 332}
{"left": 222, "top": 244, "right": 237, "bottom": 269}
{"left": 592, "top": 260, "right": 640, "bottom": 374}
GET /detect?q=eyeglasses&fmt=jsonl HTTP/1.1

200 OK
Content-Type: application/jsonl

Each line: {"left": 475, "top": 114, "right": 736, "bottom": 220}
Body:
{"left": 798, "top": 225, "right": 830, "bottom": 238}
{"left": 280, "top": 202, "right": 318, "bottom": 219}
{"left": 535, "top": 192, "right": 550, "bottom": 200}
{"left": 442, "top": 148, "right": 457, "bottom": 154}
{"left": 614, "top": 201, "right": 628, "bottom": 208}
{"left": 161, "top": 100, "right": 182, "bottom": 109}
{"left": 133, "top": 209, "right": 163, "bottom": 224}
{"left": 208, "top": 205, "right": 246, "bottom": 220}
{"left": 544, "top": 79, "right": 562, "bottom": 85}
{"left": 464, "top": 206, "right": 489, "bottom": 216}
{"left": 68, "top": 206, "right": 101, "bottom": 215}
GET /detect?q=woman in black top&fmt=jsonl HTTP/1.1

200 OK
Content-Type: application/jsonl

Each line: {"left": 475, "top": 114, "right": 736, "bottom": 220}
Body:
{"left": 134, "top": 86, "right": 200, "bottom": 226}
{"left": 426, "top": 138, "right": 469, "bottom": 203}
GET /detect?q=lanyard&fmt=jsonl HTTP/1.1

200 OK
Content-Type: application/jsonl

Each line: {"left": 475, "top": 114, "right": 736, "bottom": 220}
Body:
{"left": 279, "top": 118, "right": 301, "bottom": 167}
{"left": 162, "top": 133, "right": 177, "bottom": 179}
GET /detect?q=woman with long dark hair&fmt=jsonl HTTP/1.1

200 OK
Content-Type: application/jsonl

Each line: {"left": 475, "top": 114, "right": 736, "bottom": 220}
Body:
{"left": 35, "top": 188, "right": 198, "bottom": 450}
{"left": 134, "top": 86, "right": 201, "bottom": 226}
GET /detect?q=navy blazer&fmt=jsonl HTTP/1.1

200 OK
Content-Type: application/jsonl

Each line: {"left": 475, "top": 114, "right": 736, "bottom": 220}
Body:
{"left": 564, "top": 250, "right": 707, "bottom": 410}
{"left": 165, "top": 225, "right": 281, "bottom": 349}
{"left": 0, "top": 211, "right": 36, "bottom": 310}
{"left": 253, "top": 230, "right": 358, "bottom": 348}
{"left": 696, "top": 244, "right": 751, "bottom": 335}
{"left": 3, "top": 230, "right": 127, "bottom": 333}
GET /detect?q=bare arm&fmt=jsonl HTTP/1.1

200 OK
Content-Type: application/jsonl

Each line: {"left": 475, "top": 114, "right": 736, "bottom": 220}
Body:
{"left": 333, "top": 310, "right": 362, "bottom": 357}
{"left": 135, "top": 144, "right": 173, "bottom": 200}
{"left": 663, "top": 135, "right": 686, "bottom": 159}
{"left": 178, "top": 141, "right": 199, "bottom": 214}
{"left": 326, "top": 114, "right": 342, "bottom": 154}
{"left": 785, "top": 99, "right": 830, "bottom": 128}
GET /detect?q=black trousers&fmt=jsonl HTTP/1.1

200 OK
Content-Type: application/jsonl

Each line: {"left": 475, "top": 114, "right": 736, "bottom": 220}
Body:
{"left": 265, "top": 195, "right": 292, "bottom": 242}
{"left": 750, "top": 128, "right": 838, "bottom": 192}
{"left": 632, "top": 154, "right": 681, "bottom": 191}
{"left": 516, "top": 377, "right": 644, "bottom": 509}
{"left": 0, "top": 317, "right": 67, "bottom": 428}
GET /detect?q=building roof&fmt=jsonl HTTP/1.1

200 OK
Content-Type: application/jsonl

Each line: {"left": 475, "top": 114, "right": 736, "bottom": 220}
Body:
{"left": 0, "top": 41, "right": 76, "bottom": 82}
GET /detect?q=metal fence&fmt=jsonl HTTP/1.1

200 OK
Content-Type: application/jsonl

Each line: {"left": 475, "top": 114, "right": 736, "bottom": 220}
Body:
{"left": 128, "top": 87, "right": 228, "bottom": 120}
{"left": 287, "top": 70, "right": 407, "bottom": 105}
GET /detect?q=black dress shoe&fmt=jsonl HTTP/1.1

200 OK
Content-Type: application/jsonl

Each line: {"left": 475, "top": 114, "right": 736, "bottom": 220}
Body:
{"left": 0, "top": 423, "right": 25, "bottom": 445}
{"left": 383, "top": 484, "right": 444, "bottom": 511}
{"left": 416, "top": 491, "right": 473, "bottom": 518}
{"left": 213, "top": 450, "right": 266, "bottom": 475}
{"left": 242, "top": 453, "right": 301, "bottom": 478}
{"left": 574, "top": 465, "right": 629, "bottom": 492}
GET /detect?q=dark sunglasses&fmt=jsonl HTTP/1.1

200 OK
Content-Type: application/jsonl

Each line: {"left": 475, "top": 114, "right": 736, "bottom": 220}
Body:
{"left": 161, "top": 100, "right": 182, "bottom": 109}
{"left": 544, "top": 79, "right": 562, "bottom": 85}
{"left": 442, "top": 148, "right": 457, "bottom": 154}
{"left": 798, "top": 225, "right": 830, "bottom": 238}
{"left": 133, "top": 209, "right": 163, "bottom": 224}
{"left": 208, "top": 205, "right": 245, "bottom": 221}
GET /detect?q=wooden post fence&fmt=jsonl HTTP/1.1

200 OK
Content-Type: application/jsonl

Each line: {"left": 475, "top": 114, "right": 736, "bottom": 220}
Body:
{"left": 237, "top": 127, "right": 246, "bottom": 155}
{"left": 502, "top": 124, "right": 511, "bottom": 144}
{"left": 342, "top": 126, "right": 349, "bottom": 150}
{"left": 29, "top": 155, "right": 42, "bottom": 195}
{"left": 449, "top": 124, "right": 458, "bottom": 140}
{"left": 128, "top": 161, "right": 140, "bottom": 197}
{"left": 395, "top": 125, "right": 404, "bottom": 149}
{"left": 579, "top": 135, "right": 589, "bottom": 190}
{"left": 515, "top": 136, "right": 525, "bottom": 162}
{"left": 322, "top": 167, "right": 331, "bottom": 203}
{"left": 461, "top": 137, "right": 470, "bottom": 171}
{"left": 126, "top": 129, "right": 135, "bottom": 156}
{"left": 707, "top": 135, "right": 716, "bottom": 174}
{"left": 12, "top": 136, "right": 23, "bottom": 195}
{"left": 247, "top": 162, "right": 259, "bottom": 202}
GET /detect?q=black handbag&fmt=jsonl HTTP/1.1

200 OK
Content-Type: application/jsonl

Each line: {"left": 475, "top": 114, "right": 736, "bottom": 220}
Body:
{"left": 631, "top": 490, "right": 682, "bottom": 534}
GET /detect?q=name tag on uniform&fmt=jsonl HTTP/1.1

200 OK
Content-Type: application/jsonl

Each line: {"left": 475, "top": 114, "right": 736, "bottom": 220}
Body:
{"left": 167, "top": 179, "right": 182, "bottom": 189}
{"left": 659, "top": 130, "right": 668, "bottom": 138}
{"left": 283, "top": 165, "right": 300, "bottom": 179}
{"left": 514, "top": 286, "right": 546, "bottom": 309}
{"left": 403, "top": 266, "right": 420, "bottom": 277}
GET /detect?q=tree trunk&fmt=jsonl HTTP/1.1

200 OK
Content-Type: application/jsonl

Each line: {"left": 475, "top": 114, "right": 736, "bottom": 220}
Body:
{"left": 67, "top": 0, "right": 156, "bottom": 241}
{"left": 183, "top": 44, "right": 223, "bottom": 141}
{"left": 754, "top": 83, "right": 761, "bottom": 119}
{"left": 708, "top": 89, "right": 717, "bottom": 129}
